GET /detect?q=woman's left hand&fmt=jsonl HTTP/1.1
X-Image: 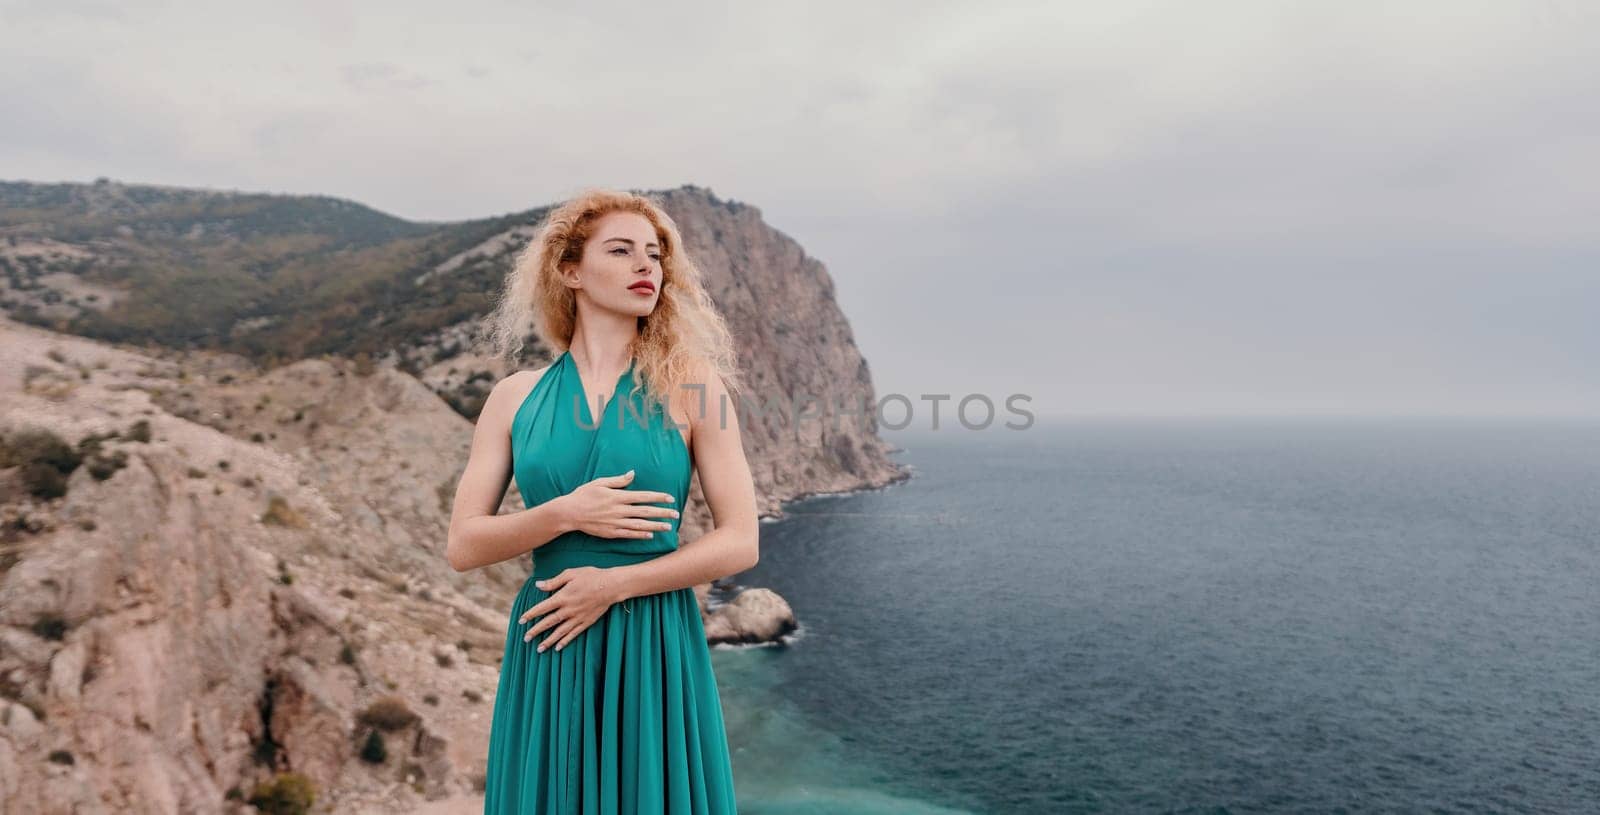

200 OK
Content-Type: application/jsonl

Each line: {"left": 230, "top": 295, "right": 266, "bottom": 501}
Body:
{"left": 519, "top": 566, "right": 627, "bottom": 653}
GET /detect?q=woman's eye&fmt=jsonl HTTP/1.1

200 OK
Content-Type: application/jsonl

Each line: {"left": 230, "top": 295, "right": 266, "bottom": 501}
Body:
{"left": 610, "top": 247, "right": 661, "bottom": 262}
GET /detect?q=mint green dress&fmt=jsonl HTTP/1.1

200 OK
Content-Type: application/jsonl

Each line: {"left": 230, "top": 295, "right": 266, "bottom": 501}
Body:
{"left": 483, "top": 350, "right": 739, "bottom": 814}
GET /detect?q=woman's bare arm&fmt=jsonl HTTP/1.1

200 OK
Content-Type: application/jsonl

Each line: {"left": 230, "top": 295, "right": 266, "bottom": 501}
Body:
{"left": 446, "top": 367, "right": 575, "bottom": 572}
{"left": 607, "top": 364, "right": 760, "bottom": 598}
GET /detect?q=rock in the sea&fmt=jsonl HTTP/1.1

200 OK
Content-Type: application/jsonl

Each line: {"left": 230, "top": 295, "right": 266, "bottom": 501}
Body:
{"left": 702, "top": 588, "right": 797, "bottom": 645}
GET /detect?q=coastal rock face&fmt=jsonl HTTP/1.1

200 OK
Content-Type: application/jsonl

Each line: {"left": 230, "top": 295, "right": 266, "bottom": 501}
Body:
{"left": 655, "top": 187, "right": 907, "bottom": 520}
{"left": 411, "top": 185, "right": 909, "bottom": 523}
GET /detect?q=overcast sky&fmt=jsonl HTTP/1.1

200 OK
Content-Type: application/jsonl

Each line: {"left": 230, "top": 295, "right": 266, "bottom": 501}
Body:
{"left": 3, "top": 0, "right": 1596, "bottom": 420}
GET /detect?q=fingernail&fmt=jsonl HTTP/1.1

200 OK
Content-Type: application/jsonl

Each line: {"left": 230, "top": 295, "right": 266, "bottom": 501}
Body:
{"left": 536, "top": 580, "right": 546, "bottom": 588}
{"left": 537, "top": 645, "right": 545, "bottom": 652}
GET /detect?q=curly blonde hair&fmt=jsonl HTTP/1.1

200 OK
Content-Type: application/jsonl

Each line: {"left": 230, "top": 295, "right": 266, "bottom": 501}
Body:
{"left": 483, "top": 187, "right": 744, "bottom": 414}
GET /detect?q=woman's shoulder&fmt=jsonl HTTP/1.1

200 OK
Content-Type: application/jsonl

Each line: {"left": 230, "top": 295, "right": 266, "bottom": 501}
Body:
{"left": 483, "top": 363, "right": 555, "bottom": 423}
{"left": 510, "top": 362, "right": 555, "bottom": 390}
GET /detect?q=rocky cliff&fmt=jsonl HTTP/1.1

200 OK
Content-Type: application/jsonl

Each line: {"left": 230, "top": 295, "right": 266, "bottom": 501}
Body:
{"left": 0, "top": 182, "right": 908, "bottom": 812}
{"left": 409, "top": 185, "right": 906, "bottom": 520}
{"left": 0, "top": 317, "right": 525, "bottom": 811}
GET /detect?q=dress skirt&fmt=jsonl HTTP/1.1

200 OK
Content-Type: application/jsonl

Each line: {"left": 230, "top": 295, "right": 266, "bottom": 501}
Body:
{"left": 482, "top": 547, "right": 740, "bottom": 814}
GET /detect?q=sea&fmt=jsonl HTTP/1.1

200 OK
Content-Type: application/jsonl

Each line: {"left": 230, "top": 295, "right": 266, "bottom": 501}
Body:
{"left": 707, "top": 417, "right": 1600, "bottom": 814}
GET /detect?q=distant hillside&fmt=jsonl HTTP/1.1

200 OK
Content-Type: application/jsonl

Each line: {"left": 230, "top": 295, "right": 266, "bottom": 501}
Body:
{"left": 0, "top": 177, "right": 539, "bottom": 364}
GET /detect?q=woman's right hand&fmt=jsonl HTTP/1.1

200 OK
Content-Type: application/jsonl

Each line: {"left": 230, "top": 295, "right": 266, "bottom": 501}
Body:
{"left": 559, "top": 470, "right": 680, "bottom": 539}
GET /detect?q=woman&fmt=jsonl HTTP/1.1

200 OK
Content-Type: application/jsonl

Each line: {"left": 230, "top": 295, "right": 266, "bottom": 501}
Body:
{"left": 446, "top": 188, "right": 758, "bottom": 813}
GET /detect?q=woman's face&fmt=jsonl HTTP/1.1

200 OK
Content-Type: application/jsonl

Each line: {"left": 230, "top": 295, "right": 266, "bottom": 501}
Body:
{"left": 566, "top": 210, "right": 664, "bottom": 318}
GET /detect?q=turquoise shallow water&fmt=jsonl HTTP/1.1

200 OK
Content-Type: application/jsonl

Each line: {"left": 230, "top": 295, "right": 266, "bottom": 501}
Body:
{"left": 714, "top": 418, "right": 1600, "bottom": 814}
{"left": 711, "top": 645, "right": 980, "bottom": 814}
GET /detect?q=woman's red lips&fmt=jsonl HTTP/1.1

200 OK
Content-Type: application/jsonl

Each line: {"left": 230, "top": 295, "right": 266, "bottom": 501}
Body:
{"left": 629, "top": 282, "right": 655, "bottom": 294}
